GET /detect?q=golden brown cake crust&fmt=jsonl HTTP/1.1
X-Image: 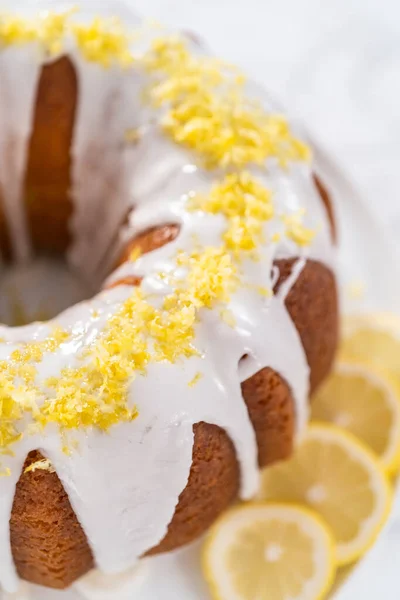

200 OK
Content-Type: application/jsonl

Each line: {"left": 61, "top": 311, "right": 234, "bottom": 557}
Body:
{"left": 314, "top": 175, "right": 336, "bottom": 242}
{"left": 0, "top": 58, "right": 76, "bottom": 259}
{"left": 147, "top": 422, "right": 240, "bottom": 555}
{"left": 106, "top": 275, "right": 143, "bottom": 289}
{"left": 241, "top": 366, "right": 295, "bottom": 467}
{"left": 10, "top": 451, "right": 94, "bottom": 589}
{"left": 24, "top": 57, "right": 76, "bottom": 255}
{"left": 274, "top": 258, "right": 338, "bottom": 393}
{"left": 0, "top": 188, "right": 11, "bottom": 259}
{"left": 116, "top": 224, "right": 180, "bottom": 267}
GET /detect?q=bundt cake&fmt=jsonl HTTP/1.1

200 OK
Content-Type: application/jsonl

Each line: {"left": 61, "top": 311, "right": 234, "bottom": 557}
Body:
{"left": 0, "top": 1, "right": 338, "bottom": 593}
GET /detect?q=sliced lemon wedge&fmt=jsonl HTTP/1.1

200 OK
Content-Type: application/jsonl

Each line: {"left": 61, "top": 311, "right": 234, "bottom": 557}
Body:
{"left": 311, "top": 362, "right": 400, "bottom": 475}
{"left": 257, "top": 424, "right": 392, "bottom": 565}
{"left": 203, "top": 503, "right": 335, "bottom": 600}
{"left": 341, "top": 313, "right": 400, "bottom": 378}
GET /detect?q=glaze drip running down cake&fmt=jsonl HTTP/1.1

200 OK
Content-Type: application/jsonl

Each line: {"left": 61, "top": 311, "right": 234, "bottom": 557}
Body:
{"left": 0, "top": 0, "right": 338, "bottom": 592}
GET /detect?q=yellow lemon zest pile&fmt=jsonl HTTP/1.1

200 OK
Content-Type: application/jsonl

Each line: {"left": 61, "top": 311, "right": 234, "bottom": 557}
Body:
{"left": 152, "top": 247, "right": 238, "bottom": 362}
{"left": 144, "top": 36, "right": 225, "bottom": 105}
{"left": 164, "top": 95, "right": 310, "bottom": 169}
{"left": 0, "top": 247, "right": 237, "bottom": 458}
{"left": 39, "top": 248, "right": 236, "bottom": 433}
{"left": 72, "top": 16, "right": 134, "bottom": 67}
{"left": 143, "top": 36, "right": 314, "bottom": 250}
{"left": 38, "top": 293, "right": 150, "bottom": 432}
{"left": 36, "top": 9, "right": 74, "bottom": 56}
{"left": 0, "top": 10, "right": 133, "bottom": 66}
{"left": 190, "top": 172, "right": 274, "bottom": 256}
{"left": 143, "top": 36, "right": 310, "bottom": 169}
{"left": 0, "top": 327, "right": 69, "bottom": 452}
{"left": 283, "top": 211, "right": 316, "bottom": 247}
{"left": 0, "top": 13, "right": 36, "bottom": 45}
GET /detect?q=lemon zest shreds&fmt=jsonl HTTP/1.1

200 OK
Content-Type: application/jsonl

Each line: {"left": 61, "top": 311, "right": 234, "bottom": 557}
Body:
{"left": 0, "top": 244, "right": 238, "bottom": 456}
{"left": 37, "top": 248, "right": 237, "bottom": 431}
{"left": 163, "top": 94, "right": 310, "bottom": 169}
{"left": 0, "top": 10, "right": 134, "bottom": 66}
{"left": 144, "top": 37, "right": 225, "bottom": 105}
{"left": 36, "top": 9, "right": 75, "bottom": 56}
{"left": 72, "top": 17, "right": 134, "bottom": 67}
{"left": 272, "top": 232, "right": 281, "bottom": 243}
{"left": 129, "top": 246, "right": 142, "bottom": 262}
{"left": 144, "top": 36, "right": 194, "bottom": 75}
{"left": 175, "top": 247, "right": 238, "bottom": 309}
{"left": 220, "top": 308, "right": 236, "bottom": 328}
{"left": 0, "top": 327, "right": 70, "bottom": 452}
{"left": 0, "top": 10, "right": 73, "bottom": 54}
{"left": 24, "top": 458, "right": 55, "bottom": 474}
{"left": 143, "top": 36, "right": 311, "bottom": 168}
{"left": 283, "top": 212, "right": 316, "bottom": 247}
{"left": 0, "top": 14, "right": 36, "bottom": 45}
{"left": 188, "top": 372, "right": 203, "bottom": 387}
{"left": 155, "top": 247, "right": 238, "bottom": 361}
{"left": 38, "top": 290, "right": 151, "bottom": 432}
{"left": 256, "top": 285, "right": 271, "bottom": 298}
{"left": 190, "top": 172, "right": 274, "bottom": 256}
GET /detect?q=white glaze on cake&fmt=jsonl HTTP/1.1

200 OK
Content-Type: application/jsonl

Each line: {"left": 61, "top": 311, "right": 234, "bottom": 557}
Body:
{"left": 0, "top": 43, "right": 39, "bottom": 262}
{"left": 0, "top": 0, "right": 335, "bottom": 593}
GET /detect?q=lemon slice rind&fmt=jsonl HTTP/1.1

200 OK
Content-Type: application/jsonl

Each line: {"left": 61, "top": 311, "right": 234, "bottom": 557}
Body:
{"left": 307, "top": 425, "right": 392, "bottom": 565}
{"left": 342, "top": 313, "right": 400, "bottom": 340}
{"left": 312, "top": 361, "right": 400, "bottom": 476}
{"left": 341, "top": 313, "right": 400, "bottom": 375}
{"left": 258, "top": 424, "right": 392, "bottom": 566}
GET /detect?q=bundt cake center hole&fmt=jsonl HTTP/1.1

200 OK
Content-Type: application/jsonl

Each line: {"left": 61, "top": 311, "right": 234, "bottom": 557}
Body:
{"left": 0, "top": 256, "right": 95, "bottom": 326}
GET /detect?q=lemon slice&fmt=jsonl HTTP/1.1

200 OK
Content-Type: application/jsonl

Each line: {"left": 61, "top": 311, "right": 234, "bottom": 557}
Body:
{"left": 203, "top": 503, "right": 335, "bottom": 600}
{"left": 311, "top": 362, "right": 400, "bottom": 475}
{"left": 257, "top": 424, "right": 392, "bottom": 565}
{"left": 341, "top": 313, "right": 400, "bottom": 377}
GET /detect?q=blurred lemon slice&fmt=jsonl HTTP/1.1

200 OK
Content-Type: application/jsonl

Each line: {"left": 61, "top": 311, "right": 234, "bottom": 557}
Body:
{"left": 257, "top": 424, "right": 392, "bottom": 565}
{"left": 341, "top": 313, "right": 400, "bottom": 378}
{"left": 311, "top": 362, "right": 400, "bottom": 475}
{"left": 203, "top": 503, "right": 335, "bottom": 600}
